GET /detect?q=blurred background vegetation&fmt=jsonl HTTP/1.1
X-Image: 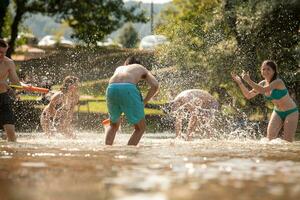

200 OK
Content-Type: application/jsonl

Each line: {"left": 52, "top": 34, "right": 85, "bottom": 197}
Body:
{"left": 156, "top": 0, "right": 299, "bottom": 120}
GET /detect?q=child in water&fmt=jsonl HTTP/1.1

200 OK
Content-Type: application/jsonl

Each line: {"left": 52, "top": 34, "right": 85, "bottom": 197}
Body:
{"left": 168, "top": 89, "right": 219, "bottom": 140}
{"left": 40, "top": 76, "right": 80, "bottom": 138}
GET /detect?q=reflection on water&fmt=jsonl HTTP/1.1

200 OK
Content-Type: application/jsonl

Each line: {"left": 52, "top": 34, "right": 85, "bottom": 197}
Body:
{"left": 1, "top": 132, "right": 300, "bottom": 200}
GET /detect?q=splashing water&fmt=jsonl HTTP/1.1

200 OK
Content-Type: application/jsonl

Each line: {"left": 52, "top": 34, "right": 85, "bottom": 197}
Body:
{"left": 163, "top": 97, "right": 263, "bottom": 141}
{"left": 6, "top": 32, "right": 298, "bottom": 200}
{"left": 0, "top": 131, "right": 300, "bottom": 200}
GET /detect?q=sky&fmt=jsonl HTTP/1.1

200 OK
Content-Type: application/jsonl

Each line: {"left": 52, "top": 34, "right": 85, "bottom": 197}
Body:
{"left": 124, "top": 0, "right": 172, "bottom": 4}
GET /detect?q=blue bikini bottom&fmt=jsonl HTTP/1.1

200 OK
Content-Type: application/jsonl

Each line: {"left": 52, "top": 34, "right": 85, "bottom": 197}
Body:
{"left": 274, "top": 107, "right": 299, "bottom": 121}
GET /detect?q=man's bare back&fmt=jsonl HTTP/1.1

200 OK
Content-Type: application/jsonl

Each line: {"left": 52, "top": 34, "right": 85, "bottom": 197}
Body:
{"left": 109, "top": 64, "right": 158, "bottom": 104}
{"left": 109, "top": 64, "right": 148, "bottom": 84}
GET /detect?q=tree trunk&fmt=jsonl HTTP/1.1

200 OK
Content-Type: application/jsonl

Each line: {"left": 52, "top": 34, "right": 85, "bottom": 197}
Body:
{"left": 7, "top": 0, "right": 26, "bottom": 58}
{"left": 0, "top": 0, "right": 10, "bottom": 38}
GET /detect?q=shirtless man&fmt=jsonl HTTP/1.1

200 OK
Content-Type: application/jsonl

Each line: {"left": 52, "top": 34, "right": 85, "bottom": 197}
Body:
{"left": 169, "top": 89, "right": 219, "bottom": 140}
{"left": 105, "top": 56, "right": 159, "bottom": 145}
{"left": 0, "top": 39, "right": 21, "bottom": 142}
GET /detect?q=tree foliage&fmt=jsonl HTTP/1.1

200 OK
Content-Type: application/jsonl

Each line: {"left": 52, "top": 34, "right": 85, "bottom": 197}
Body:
{"left": 0, "top": 4, "right": 12, "bottom": 39}
{"left": 5, "top": 0, "right": 50, "bottom": 57}
{"left": 47, "top": 0, "right": 147, "bottom": 45}
{"left": 117, "top": 23, "right": 139, "bottom": 48}
{"left": 0, "top": 0, "right": 10, "bottom": 38}
{"left": 157, "top": 0, "right": 300, "bottom": 112}
{"left": 1, "top": 0, "right": 147, "bottom": 56}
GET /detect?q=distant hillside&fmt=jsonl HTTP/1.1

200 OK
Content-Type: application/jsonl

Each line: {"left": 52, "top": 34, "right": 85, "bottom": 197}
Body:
{"left": 23, "top": 1, "right": 169, "bottom": 41}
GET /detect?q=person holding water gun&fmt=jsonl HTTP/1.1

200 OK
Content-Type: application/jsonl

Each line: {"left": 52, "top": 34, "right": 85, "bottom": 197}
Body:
{"left": 0, "top": 39, "right": 21, "bottom": 142}
{"left": 40, "top": 76, "right": 80, "bottom": 138}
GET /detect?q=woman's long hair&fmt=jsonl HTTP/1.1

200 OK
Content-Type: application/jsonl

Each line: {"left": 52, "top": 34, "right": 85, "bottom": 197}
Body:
{"left": 262, "top": 60, "right": 278, "bottom": 83}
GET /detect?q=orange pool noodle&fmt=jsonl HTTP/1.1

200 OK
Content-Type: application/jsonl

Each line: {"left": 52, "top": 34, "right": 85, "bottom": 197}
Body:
{"left": 10, "top": 85, "right": 49, "bottom": 93}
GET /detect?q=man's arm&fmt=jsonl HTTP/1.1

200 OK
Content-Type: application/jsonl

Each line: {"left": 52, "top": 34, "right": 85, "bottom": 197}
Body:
{"left": 8, "top": 60, "right": 20, "bottom": 85}
{"left": 143, "top": 71, "right": 159, "bottom": 104}
{"left": 0, "top": 80, "right": 9, "bottom": 90}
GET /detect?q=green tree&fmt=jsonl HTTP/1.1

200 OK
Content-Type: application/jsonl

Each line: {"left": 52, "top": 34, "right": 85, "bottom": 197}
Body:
{"left": 6, "top": 0, "right": 46, "bottom": 57}
{"left": 47, "top": 0, "right": 147, "bottom": 45}
{"left": 0, "top": 0, "right": 10, "bottom": 38}
{"left": 157, "top": 0, "right": 226, "bottom": 94}
{"left": 117, "top": 23, "right": 139, "bottom": 48}
{"left": 1, "top": 4, "right": 13, "bottom": 39}
{"left": 4, "top": 0, "right": 147, "bottom": 57}
{"left": 157, "top": 0, "right": 300, "bottom": 112}
{"left": 223, "top": 0, "right": 299, "bottom": 105}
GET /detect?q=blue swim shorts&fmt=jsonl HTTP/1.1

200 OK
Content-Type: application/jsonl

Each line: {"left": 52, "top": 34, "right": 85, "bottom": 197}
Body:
{"left": 106, "top": 83, "right": 145, "bottom": 124}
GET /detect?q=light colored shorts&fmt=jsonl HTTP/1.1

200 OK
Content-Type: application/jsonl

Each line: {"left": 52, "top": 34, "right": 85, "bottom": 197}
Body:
{"left": 106, "top": 83, "right": 145, "bottom": 124}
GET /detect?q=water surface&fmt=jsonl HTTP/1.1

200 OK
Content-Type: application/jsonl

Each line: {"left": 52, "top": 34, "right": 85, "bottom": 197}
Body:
{"left": 1, "top": 132, "right": 300, "bottom": 200}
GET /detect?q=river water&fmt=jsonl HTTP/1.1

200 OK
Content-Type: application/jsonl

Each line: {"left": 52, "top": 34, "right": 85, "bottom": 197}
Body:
{"left": 1, "top": 132, "right": 300, "bottom": 200}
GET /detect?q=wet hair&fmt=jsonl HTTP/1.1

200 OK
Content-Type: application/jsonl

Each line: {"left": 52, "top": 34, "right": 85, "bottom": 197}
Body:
{"left": 0, "top": 39, "right": 8, "bottom": 48}
{"left": 124, "top": 56, "right": 141, "bottom": 65}
{"left": 60, "top": 76, "right": 79, "bottom": 93}
{"left": 262, "top": 60, "right": 278, "bottom": 83}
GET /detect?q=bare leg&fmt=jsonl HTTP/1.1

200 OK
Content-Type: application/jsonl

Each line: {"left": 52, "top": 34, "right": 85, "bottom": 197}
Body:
{"left": 175, "top": 117, "right": 183, "bottom": 138}
{"left": 40, "top": 112, "right": 53, "bottom": 137}
{"left": 282, "top": 111, "right": 299, "bottom": 142}
{"left": 105, "top": 119, "right": 121, "bottom": 145}
{"left": 61, "top": 122, "right": 75, "bottom": 138}
{"left": 186, "top": 115, "right": 197, "bottom": 140}
{"left": 59, "top": 112, "right": 76, "bottom": 138}
{"left": 3, "top": 124, "right": 16, "bottom": 142}
{"left": 54, "top": 109, "right": 71, "bottom": 136}
{"left": 127, "top": 119, "right": 146, "bottom": 146}
{"left": 267, "top": 111, "right": 283, "bottom": 140}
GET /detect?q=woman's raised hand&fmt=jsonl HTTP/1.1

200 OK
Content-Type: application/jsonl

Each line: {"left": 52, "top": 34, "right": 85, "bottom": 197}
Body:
{"left": 231, "top": 72, "right": 242, "bottom": 84}
{"left": 241, "top": 70, "right": 250, "bottom": 81}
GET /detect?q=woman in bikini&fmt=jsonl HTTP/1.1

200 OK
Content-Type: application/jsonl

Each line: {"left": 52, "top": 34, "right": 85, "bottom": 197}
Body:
{"left": 40, "top": 76, "right": 80, "bottom": 138}
{"left": 231, "top": 60, "right": 298, "bottom": 142}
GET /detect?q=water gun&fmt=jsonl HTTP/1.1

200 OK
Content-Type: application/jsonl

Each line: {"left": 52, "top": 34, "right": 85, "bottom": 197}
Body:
{"left": 102, "top": 118, "right": 110, "bottom": 127}
{"left": 9, "top": 84, "right": 49, "bottom": 93}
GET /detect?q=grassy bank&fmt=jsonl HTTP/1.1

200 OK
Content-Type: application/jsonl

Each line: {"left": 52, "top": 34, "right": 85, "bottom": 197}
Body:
{"left": 19, "top": 95, "right": 163, "bottom": 115}
{"left": 16, "top": 46, "right": 159, "bottom": 86}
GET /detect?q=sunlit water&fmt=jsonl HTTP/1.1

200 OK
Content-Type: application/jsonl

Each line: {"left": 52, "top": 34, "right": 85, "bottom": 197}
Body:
{"left": 1, "top": 132, "right": 300, "bottom": 200}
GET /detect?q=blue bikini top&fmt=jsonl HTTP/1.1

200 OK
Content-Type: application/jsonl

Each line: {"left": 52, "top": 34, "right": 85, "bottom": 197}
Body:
{"left": 264, "top": 88, "right": 288, "bottom": 101}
